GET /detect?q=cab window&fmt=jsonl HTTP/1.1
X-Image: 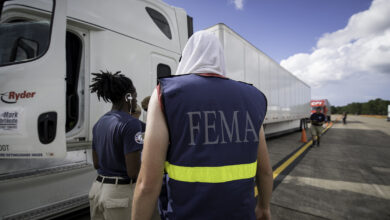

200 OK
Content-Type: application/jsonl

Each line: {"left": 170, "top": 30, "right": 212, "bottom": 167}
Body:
{"left": 156, "top": 63, "right": 171, "bottom": 84}
{"left": 0, "top": 0, "right": 53, "bottom": 66}
{"left": 157, "top": 63, "right": 171, "bottom": 78}
{"left": 146, "top": 7, "right": 172, "bottom": 39}
{"left": 311, "top": 107, "right": 322, "bottom": 111}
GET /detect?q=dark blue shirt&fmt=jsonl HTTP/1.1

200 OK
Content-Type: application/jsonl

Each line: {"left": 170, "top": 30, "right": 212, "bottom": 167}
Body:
{"left": 92, "top": 110, "right": 143, "bottom": 178}
{"left": 139, "top": 120, "right": 146, "bottom": 132}
{"left": 310, "top": 113, "right": 326, "bottom": 125}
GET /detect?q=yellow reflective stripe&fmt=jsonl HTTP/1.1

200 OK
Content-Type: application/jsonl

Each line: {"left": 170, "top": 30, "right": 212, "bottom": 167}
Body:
{"left": 164, "top": 161, "right": 257, "bottom": 183}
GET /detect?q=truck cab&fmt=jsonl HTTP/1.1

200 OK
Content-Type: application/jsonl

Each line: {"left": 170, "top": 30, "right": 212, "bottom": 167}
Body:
{"left": 0, "top": 0, "right": 192, "bottom": 218}
{"left": 310, "top": 99, "right": 331, "bottom": 122}
{"left": 0, "top": 0, "right": 192, "bottom": 158}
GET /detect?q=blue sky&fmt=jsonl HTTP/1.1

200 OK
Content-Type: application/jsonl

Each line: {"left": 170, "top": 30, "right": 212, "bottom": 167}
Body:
{"left": 164, "top": 0, "right": 390, "bottom": 106}
{"left": 165, "top": 0, "right": 371, "bottom": 62}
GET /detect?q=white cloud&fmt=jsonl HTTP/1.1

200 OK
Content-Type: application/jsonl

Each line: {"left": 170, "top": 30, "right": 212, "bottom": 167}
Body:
{"left": 281, "top": 0, "right": 390, "bottom": 92}
{"left": 230, "top": 0, "right": 244, "bottom": 10}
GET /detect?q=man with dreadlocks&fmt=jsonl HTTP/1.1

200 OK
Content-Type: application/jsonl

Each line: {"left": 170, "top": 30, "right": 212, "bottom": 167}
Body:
{"left": 88, "top": 71, "right": 144, "bottom": 220}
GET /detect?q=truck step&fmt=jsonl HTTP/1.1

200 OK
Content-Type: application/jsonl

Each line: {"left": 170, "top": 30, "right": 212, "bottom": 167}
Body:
{"left": 0, "top": 163, "right": 92, "bottom": 182}
{"left": 3, "top": 195, "right": 89, "bottom": 220}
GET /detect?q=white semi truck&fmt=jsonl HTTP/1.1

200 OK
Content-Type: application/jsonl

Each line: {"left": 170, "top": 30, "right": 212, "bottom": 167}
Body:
{"left": 0, "top": 0, "right": 191, "bottom": 219}
{"left": 0, "top": 0, "right": 310, "bottom": 219}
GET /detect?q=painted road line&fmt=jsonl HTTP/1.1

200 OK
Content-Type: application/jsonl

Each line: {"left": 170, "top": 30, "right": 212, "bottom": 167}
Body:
{"left": 273, "top": 141, "right": 312, "bottom": 179}
{"left": 255, "top": 122, "right": 333, "bottom": 196}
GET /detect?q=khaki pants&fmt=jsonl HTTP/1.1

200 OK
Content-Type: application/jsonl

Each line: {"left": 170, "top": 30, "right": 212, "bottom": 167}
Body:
{"left": 89, "top": 176, "right": 135, "bottom": 220}
{"left": 310, "top": 125, "right": 323, "bottom": 137}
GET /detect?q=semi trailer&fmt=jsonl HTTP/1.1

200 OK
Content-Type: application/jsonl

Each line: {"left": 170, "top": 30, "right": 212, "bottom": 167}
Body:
{"left": 206, "top": 24, "right": 311, "bottom": 136}
{"left": 0, "top": 0, "right": 310, "bottom": 219}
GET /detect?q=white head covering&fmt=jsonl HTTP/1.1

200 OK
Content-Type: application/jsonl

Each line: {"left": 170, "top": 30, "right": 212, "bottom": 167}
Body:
{"left": 175, "top": 30, "right": 226, "bottom": 76}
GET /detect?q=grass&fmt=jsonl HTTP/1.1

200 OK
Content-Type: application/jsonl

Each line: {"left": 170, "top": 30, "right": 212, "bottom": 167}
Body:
{"left": 360, "top": 115, "right": 387, "bottom": 119}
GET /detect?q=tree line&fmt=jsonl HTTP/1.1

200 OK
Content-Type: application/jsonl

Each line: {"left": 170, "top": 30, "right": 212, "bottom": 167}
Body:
{"left": 331, "top": 98, "right": 390, "bottom": 115}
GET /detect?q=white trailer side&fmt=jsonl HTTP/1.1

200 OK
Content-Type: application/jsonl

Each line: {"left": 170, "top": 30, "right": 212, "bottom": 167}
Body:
{"left": 206, "top": 24, "right": 311, "bottom": 136}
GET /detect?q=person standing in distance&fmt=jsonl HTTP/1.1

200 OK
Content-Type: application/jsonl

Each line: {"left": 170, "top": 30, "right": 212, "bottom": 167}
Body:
{"left": 132, "top": 104, "right": 146, "bottom": 132}
{"left": 132, "top": 31, "right": 273, "bottom": 220}
{"left": 310, "top": 107, "right": 326, "bottom": 146}
{"left": 89, "top": 71, "right": 143, "bottom": 220}
{"left": 342, "top": 111, "right": 347, "bottom": 125}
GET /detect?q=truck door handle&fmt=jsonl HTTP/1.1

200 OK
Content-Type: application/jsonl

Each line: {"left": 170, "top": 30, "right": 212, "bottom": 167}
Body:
{"left": 38, "top": 112, "right": 57, "bottom": 144}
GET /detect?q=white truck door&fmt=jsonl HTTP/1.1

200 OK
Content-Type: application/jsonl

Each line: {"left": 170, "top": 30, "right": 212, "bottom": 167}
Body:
{"left": 0, "top": 0, "right": 67, "bottom": 158}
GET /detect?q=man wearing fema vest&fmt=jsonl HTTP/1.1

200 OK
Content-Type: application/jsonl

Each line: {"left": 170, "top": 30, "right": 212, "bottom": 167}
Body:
{"left": 132, "top": 31, "right": 273, "bottom": 220}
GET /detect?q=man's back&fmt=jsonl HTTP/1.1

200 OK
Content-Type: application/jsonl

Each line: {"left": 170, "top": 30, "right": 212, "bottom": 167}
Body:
{"left": 158, "top": 74, "right": 267, "bottom": 219}
{"left": 132, "top": 30, "right": 273, "bottom": 220}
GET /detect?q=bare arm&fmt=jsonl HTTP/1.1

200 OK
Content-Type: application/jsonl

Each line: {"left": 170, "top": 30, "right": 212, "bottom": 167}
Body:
{"left": 125, "top": 151, "right": 141, "bottom": 179}
{"left": 132, "top": 89, "right": 169, "bottom": 220}
{"left": 255, "top": 126, "right": 273, "bottom": 220}
{"left": 92, "top": 150, "right": 99, "bottom": 170}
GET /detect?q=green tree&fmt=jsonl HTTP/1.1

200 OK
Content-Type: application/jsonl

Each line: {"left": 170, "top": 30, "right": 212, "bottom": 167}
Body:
{"left": 331, "top": 99, "right": 390, "bottom": 115}
{"left": 331, "top": 105, "right": 338, "bottom": 114}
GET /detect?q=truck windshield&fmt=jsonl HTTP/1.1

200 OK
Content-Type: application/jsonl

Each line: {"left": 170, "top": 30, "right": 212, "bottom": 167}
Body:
{"left": 0, "top": 1, "right": 53, "bottom": 66}
{"left": 311, "top": 107, "right": 322, "bottom": 111}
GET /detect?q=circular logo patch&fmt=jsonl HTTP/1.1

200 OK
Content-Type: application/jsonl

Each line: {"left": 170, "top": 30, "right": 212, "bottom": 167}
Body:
{"left": 135, "top": 132, "right": 144, "bottom": 144}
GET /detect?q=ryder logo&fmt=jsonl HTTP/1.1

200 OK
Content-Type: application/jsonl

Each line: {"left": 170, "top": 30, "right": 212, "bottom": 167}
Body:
{"left": 1, "top": 91, "right": 36, "bottom": 104}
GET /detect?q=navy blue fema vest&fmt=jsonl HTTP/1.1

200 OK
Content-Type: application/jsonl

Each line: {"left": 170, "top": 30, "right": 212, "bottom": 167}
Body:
{"left": 158, "top": 74, "right": 267, "bottom": 220}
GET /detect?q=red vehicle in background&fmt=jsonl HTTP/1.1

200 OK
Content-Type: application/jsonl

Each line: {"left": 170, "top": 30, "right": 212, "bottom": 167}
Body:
{"left": 311, "top": 99, "right": 331, "bottom": 122}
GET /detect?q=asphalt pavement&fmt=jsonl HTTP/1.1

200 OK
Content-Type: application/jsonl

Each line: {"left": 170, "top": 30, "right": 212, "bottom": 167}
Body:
{"left": 269, "top": 115, "right": 390, "bottom": 219}
{"left": 71, "top": 115, "right": 390, "bottom": 219}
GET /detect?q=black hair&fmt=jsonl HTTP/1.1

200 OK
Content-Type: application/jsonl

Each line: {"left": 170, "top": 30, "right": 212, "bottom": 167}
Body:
{"left": 90, "top": 70, "right": 135, "bottom": 104}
